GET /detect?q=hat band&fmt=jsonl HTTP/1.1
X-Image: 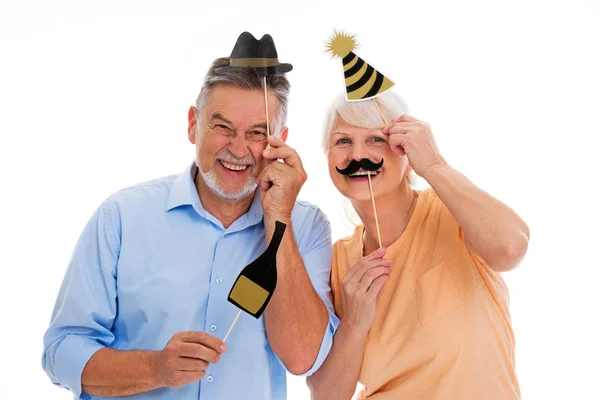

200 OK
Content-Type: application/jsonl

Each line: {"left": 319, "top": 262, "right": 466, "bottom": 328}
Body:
{"left": 229, "top": 57, "right": 280, "bottom": 67}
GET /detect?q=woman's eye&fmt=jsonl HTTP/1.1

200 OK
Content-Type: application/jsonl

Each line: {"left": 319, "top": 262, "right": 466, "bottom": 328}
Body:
{"left": 336, "top": 138, "right": 351, "bottom": 145}
{"left": 371, "top": 136, "right": 386, "bottom": 143}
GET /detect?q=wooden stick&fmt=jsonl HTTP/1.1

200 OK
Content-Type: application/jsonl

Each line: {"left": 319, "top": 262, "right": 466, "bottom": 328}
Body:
{"left": 367, "top": 173, "right": 382, "bottom": 248}
{"left": 372, "top": 98, "right": 388, "bottom": 126}
{"left": 263, "top": 76, "right": 270, "bottom": 149}
{"left": 368, "top": 97, "right": 388, "bottom": 249}
{"left": 223, "top": 309, "right": 242, "bottom": 342}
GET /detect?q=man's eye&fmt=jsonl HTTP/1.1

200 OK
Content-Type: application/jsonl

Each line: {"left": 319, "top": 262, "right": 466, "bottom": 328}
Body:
{"left": 248, "top": 131, "right": 267, "bottom": 142}
{"left": 215, "top": 124, "right": 230, "bottom": 130}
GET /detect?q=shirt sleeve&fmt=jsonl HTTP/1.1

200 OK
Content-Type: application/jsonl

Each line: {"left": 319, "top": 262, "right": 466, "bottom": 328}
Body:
{"left": 288, "top": 208, "right": 340, "bottom": 377}
{"left": 41, "top": 199, "right": 120, "bottom": 398}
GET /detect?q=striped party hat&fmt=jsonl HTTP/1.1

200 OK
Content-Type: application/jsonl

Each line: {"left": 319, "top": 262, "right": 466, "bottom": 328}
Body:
{"left": 326, "top": 31, "right": 394, "bottom": 101}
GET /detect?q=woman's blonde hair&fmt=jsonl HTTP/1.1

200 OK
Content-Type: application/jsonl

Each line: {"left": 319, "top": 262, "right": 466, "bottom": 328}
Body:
{"left": 321, "top": 91, "right": 410, "bottom": 153}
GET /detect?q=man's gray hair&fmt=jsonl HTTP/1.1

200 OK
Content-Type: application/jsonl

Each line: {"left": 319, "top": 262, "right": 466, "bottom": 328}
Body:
{"left": 195, "top": 58, "right": 290, "bottom": 137}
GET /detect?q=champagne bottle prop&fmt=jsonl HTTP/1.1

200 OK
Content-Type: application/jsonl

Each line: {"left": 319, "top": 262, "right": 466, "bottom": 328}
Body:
{"left": 223, "top": 221, "right": 287, "bottom": 341}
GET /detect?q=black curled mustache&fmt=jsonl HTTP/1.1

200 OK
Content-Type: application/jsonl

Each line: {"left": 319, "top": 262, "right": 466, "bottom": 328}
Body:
{"left": 335, "top": 158, "right": 384, "bottom": 175}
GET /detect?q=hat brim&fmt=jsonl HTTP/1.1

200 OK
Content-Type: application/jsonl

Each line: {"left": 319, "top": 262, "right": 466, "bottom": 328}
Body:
{"left": 214, "top": 63, "right": 293, "bottom": 76}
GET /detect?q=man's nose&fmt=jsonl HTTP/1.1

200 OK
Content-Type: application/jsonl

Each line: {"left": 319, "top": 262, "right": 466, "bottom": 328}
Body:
{"left": 228, "top": 132, "right": 250, "bottom": 159}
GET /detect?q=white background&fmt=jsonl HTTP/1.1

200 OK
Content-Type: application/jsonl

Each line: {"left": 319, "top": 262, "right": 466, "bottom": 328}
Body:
{"left": 1, "top": 0, "right": 599, "bottom": 399}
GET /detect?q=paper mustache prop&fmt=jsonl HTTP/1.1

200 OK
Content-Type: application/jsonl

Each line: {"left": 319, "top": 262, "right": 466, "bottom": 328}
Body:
{"left": 336, "top": 158, "right": 384, "bottom": 176}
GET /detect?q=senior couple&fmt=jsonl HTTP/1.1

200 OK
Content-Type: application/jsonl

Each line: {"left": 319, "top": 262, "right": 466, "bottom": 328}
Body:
{"left": 42, "top": 33, "right": 529, "bottom": 400}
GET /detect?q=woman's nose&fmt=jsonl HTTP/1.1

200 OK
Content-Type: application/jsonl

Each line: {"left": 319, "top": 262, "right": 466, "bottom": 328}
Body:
{"left": 350, "top": 142, "right": 368, "bottom": 161}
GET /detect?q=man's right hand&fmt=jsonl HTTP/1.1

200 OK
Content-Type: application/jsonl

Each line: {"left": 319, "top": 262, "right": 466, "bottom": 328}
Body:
{"left": 153, "top": 331, "right": 227, "bottom": 389}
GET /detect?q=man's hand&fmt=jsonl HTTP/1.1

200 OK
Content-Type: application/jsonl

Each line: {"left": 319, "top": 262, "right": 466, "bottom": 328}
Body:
{"left": 382, "top": 114, "right": 447, "bottom": 179}
{"left": 257, "top": 136, "right": 307, "bottom": 221}
{"left": 153, "top": 331, "right": 226, "bottom": 389}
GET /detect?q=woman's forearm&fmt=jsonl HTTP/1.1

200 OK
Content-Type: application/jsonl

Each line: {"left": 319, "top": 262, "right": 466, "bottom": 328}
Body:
{"left": 307, "top": 321, "right": 368, "bottom": 400}
{"left": 423, "top": 163, "right": 529, "bottom": 271}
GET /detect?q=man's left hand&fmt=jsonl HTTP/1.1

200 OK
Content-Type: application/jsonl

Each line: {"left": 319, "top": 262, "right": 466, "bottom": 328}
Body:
{"left": 257, "top": 136, "right": 307, "bottom": 221}
{"left": 382, "top": 115, "right": 447, "bottom": 178}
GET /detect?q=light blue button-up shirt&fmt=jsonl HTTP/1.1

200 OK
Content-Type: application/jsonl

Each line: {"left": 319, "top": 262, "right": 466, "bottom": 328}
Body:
{"left": 42, "top": 162, "right": 339, "bottom": 400}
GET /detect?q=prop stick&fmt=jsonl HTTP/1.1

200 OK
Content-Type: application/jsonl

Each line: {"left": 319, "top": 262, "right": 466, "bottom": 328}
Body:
{"left": 223, "top": 309, "right": 242, "bottom": 342}
{"left": 372, "top": 98, "right": 389, "bottom": 126}
{"left": 263, "top": 75, "right": 271, "bottom": 149}
{"left": 327, "top": 31, "right": 397, "bottom": 250}
{"left": 367, "top": 173, "right": 382, "bottom": 248}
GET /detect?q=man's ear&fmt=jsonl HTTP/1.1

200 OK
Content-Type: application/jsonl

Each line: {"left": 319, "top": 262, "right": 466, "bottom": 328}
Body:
{"left": 280, "top": 127, "right": 289, "bottom": 142}
{"left": 188, "top": 106, "right": 197, "bottom": 144}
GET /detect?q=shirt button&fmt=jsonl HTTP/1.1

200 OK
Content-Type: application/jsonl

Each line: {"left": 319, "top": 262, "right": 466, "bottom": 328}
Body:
{"left": 206, "top": 375, "right": 214, "bottom": 383}
{"left": 210, "top": 324, "right": 217, "bottom": 332}
{"left": 216, "top": 277, "right": 223, "bottom": 284}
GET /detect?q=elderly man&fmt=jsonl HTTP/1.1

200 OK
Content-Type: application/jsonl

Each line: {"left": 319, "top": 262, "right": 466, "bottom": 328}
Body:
{"left": 42, "top": 34, "right": 337, "bottom": 400}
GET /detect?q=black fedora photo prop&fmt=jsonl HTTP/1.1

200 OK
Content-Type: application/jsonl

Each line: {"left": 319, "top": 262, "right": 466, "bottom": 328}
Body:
{"left": 326, "top": 31, "right": 397, "bottom": 247}
{"left": 215, "top": 32, "right": 292, "bottom": 147}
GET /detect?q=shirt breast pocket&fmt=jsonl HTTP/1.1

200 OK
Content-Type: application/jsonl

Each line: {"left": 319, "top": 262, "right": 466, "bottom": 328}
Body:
{"left": 415, "top": 260, "right": 462, "bottom": 326}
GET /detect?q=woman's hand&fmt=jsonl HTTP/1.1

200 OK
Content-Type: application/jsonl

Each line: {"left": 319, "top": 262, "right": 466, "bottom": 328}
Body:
{"left": 383, "top": 114, "right": 447, "bottom": 179}
{"left": 340, "top": 247, "right": 391, "bottom": 335}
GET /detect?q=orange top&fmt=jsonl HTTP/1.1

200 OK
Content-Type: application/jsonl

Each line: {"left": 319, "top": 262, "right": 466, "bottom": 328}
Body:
{"left": 330, "top": 189, "right": 520, "bottom": 399}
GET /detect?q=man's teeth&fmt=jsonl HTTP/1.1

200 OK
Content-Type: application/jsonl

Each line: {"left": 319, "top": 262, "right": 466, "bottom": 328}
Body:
{"left": 220, "top": 161, "right": 249, "bottom": 171}
{"left": 349, "top": 170, "right": 378, "bottom": 177}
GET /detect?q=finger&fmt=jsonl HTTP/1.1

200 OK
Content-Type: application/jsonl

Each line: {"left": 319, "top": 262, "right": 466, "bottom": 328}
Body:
{"left": 388, "top": 135, "right": 407, "bottom": 156}
{"left": 177, "top": 370, "right": 206, "bottom": 385}
{"left": 257, "top": 165, "right": 276, "bottom": 191}
{"left": 348, "top": 257, "right": 392, "bottom": 284}
{"left": 177, "top": 357, "right": 209, "bottom": 372}
{"left": 365, "top": 274, "right": 390, "bottom": 300}
{"left": 358, "top": 266, "right": 391, "bottom": 293}
{"left": 344, "top": 248, "right": 386, "bottom": 282}
{"left": 396, "top": 114, "right": 418, "bottom": 123}
{"left": 266, "top": 135, "right": 288, "bottom": 149}
{"left": 179, "top": 331, "right": 226, "bottom": 354}
{"left": 179, "top": 343, "right": 221, "bottom": 363}
{"left": 263, "top": 142, "right": 305, "bottom": 172}
{"left": 257, "top": 160, "right": 298, "bottom": 188}
{"left": 386, "top": 122, "right": 424, "bottom": 136}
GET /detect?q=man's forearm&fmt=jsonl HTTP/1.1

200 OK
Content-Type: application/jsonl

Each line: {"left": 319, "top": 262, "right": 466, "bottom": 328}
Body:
{"left": 263, "top": 216, "right": 329, "bottom": 375}
{"left": 81, "top": 348, "right": 162, "bottom": 397}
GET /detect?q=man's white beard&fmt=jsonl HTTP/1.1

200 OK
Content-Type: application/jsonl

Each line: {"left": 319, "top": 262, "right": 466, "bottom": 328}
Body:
{"left": 199, "top": 166, "right": 257, "bottom": 201}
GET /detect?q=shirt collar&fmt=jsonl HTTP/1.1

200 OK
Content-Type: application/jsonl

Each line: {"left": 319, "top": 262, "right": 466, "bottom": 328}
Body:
{"left": 166, "top": 161, "right": 264, "bottom": 230}
{"left": 165, "top": 161, "right": 199, "bottom": 212}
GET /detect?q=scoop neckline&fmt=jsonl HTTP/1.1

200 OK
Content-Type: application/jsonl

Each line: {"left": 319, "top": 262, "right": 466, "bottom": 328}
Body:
{"left": 355, "top": 189, "right": 429, "bottom": 256}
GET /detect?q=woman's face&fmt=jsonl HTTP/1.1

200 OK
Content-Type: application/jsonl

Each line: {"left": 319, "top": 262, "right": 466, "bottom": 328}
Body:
{"left": 327, "top": 118, "right": 410, "bottom": 202}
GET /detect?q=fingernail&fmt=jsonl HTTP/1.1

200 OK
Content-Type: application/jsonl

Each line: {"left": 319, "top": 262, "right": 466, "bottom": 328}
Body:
{"left": 378, "top": 247, "right": 385, "bottom": 254}
{"left": 220, "top": 344, "right": 227, "bottom": 352}
{"left": 264, "top": 149, "right": 270, "bottom": 155}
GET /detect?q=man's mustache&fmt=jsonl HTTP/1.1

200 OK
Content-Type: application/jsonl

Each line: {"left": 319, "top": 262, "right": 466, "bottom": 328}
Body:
{"left": 335, "top": 158, "right": 384, "bottom": 175}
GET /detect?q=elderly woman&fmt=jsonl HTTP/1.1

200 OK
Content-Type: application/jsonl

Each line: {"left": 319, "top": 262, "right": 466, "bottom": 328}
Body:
{"left": 307, "top": 92, "right": 529, "bottom": 400}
